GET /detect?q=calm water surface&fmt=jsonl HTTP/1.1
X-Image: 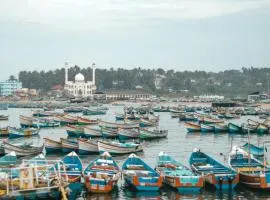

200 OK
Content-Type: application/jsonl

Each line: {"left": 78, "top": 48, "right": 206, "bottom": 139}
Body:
{"left": 0, "top": 104, "right": 270, "bottom": 199}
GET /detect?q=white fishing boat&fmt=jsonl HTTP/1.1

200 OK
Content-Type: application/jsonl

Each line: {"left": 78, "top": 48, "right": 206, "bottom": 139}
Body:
{"left": 84, "top": 125, "right": 102, "bottom": 137}
{"left": 98, "top": 140, "right": 143, "bottom": 155}
{"left": 19, "top": 115, "right": 33, "bottom": 127}
{"left": 78, "top": 138, "right": 99, "bottom": 154}
{"left": 3, "top": 141, "right": 44, "bottom": 157}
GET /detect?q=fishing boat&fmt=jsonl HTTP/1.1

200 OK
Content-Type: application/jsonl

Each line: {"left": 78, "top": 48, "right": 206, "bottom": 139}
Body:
{"left": 200, "top": 123, "right": 214, "bottom": 132}
{"left": 19, "top": 115, "right": 33, "bottom": 127}
{"left": 9, "top": 127, "right": 39, "bottom": 138}
{"left": 153, "top": 106, "right": 169, "bottom": 112}
{"left": 60, "top": 138, "right": 79, "bottom": 153}
{"left": 3, "top": 141, "right": 44, "bottom": 157}
{"left": 60, "top": 151, "right": 83, "bottom": 183}
{"left": 0, "top": 151, "right": 16, "bottom": 166}
{"left": 242, "top": 143, "right": 264, "bottom": 157}
{"left": 179, "top": 113, "right": 197, "bottom": 121}
{"left": 101, "top": 127, "right": 118, "bottom": 138}
{"left": 32, "top": 118, "right": 60, "bottom": 128}
{"left": 241, "top": 124, "right": 257, "bottom": 133}
{"left": 54, "top": 115, "right": 77, "bottom": 125}
{"left": 228, "top": 122, "right": 242, "bottom": 133}
{"left": 65, "top": 125, "right": 85, "bottom": 137}
{"left": 64, "top": 106, "right": 84, "bottom": 113}
{"left": 214, "top": 123, "right": 228, "bottom": 133}
{"left": 98, "top": 140, "right": 143, "bottom": 155}
{"left": 26, "top": 153, "right": 47, "bottom": 166}
{"left": 139, "top": 119, "right": 156, "bottom": 127}
{"left": 184, "top": 122, "right": 201, "bottom": 132}
{"left": 139, "top": 128, "right": 168, "bottom": 140}
{"left": 83, "top": 108, "right": 106, "bottom": 115}
{"left": 0, "top": 162, "right": 68, "bottom": 199}
{"left": 44, "top": 138, "right": 62, "bottom": 153}
{"left": 122, "top": 153, "right": 162, "bottom": 191}
{"left": 256, "top": 123, "right": 268, "bottom": 134}
{"left": 0, "top": 127, "right": 9, "bottom": 137}
{"left": 84, "top": 126, "right": 102, "bottom": 137}
{"left": 228, "top": 145, "right": 270, "bottom": 189}
{"left": 0, "top": 115, "right": 8, "bottom": 121}
{"left": 201, "top": 117, "right": 224, "bottom": 124}
{"left": 118, "top": 128, "right": 140, "bottom": 140}
{"left": 77, "top": 116, "right": 98, "bottom": 125}
{"left": 84, "top": 152, "right": 121, "bottom": 193}
{"left": 78, "top": 138, "right": 99, "bottom": 154}
{"left": 156, "top": 152, "right": 203, "bottom": 193}
{"left": 115, "top": 114, "right": 125, "bottom": 121}
{"left": 99, "top": 120, "right": 140, "bottom": 129}
{"left": 189, "top": 148, "right": 239, "bottom": 190}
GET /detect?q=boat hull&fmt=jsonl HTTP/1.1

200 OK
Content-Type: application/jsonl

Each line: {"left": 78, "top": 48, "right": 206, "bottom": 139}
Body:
{"left": 98, "top": 141, "right": 143, "bottom": 155}
{"left": 239, "top": 172, "right": 270, "bottom": 189}
{"left": 78, "top": 139, "right": 99, "bottom": 154}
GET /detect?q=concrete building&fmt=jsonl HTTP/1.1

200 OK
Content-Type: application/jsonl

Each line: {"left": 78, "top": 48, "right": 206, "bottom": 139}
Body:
{"left": 106, "top": 89, "right": 151, "bottom": 100}
{"left": 64, "top": 62, "right": 96, "bottom": 98}
{"left": 0, "top": 79, "right": 22, "bottom": 96}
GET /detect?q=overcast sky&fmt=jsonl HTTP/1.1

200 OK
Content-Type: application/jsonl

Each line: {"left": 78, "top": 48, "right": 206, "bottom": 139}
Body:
{"left": 0, "top": 0, "right": 269, "bottom": 80}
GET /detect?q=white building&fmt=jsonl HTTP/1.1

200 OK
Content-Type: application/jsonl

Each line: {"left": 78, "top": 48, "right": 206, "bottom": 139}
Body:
{"left": 64, "top": 62, "right": 96, "bottom": 98}
{"left": 0, "top": 79, "right": 22, "bottom": 96}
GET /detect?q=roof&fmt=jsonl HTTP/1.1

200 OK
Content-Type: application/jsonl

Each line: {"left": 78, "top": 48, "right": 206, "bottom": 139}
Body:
{"left": 106, "top": 89, "right": 151, "bottom": 95}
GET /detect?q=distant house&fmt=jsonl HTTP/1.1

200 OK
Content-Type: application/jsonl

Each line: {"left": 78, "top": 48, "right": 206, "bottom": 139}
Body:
{"left": 154, "top": 74, "right": 166, "bottom": 89}
{"left": 248, "top": 92, "right": 267, "bottom": 101}
{"left": 106, "top": 89, "right": 152, "bottom": 100}
{"left": 194, "top": 95, "right": 224, "bottom": 102}
{"left": 16, "top": 88, "right": 38, "bottom": 97}
{"left": 0, "top": 79, "right": 22, "bottom": 96}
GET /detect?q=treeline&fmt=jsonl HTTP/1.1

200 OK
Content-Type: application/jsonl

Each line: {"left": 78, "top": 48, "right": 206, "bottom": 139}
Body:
{"left": 18, "top": 66, "right": 270, "bottom": 97}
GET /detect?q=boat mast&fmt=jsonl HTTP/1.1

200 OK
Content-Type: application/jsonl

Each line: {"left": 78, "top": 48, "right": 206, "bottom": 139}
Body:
{"left": 248, "top": 128, "right": 251, "bottom": 164}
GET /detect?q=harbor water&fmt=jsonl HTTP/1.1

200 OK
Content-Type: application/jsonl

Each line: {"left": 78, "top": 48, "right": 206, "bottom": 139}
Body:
{"left": 1, "top": 103, "right": 270, "bottom": 199}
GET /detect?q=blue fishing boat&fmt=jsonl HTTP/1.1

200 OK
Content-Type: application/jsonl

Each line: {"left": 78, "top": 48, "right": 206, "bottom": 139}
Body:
{"left": 189, "top": 148, "right": 239, "bottom": 190}
{"left": 200, "top": 123, "right": 214, "bottom": 132}
{"left": 101, "top": 127, "right": 118, "bottom": 138}
{"left": 60, "top": 138, "right": 78, "bottom": 153}
{"left": 44, "top": 138, "right": 62, "bottom": 153}
{"left": 83, "top": 108, "right": 106, "bottom": 115}
{"left": 84, "top": 152, "right": 121, "bottom": 193}
{"left": 115, "top": 114, "right": 125, "bottom": 121}
{"left": 184, "top": 122, "right": 201, "bottom": 132}
{"left": 228, "top": 122, "right": 242, "bottom": 133}
{"left": 242, "top": 143, "right": 264, "bottom": 157}
{"left": 139, "top": 119, "right": 156, "bottom": 127}
{"left": 65, "top": 125, "right": 84, "bottom": 137}
{"left": 84, "top": 126, "right": 102, "bottom": 137}
{"left": 32, "top": 118, "right": 60, "bottom": 128}
{"left": 122, "top": 154, "right": 163, "bottom": 191}
{"left": 156, "top": 152, "right": 203, "bottom": 193}
{"left": 228, "top": 145, "right": 270, "bottom": 189}
{"left": 60, "top": 151, "right": 83, "bottom": 183}
{"left": 0, "top": 151, "right": 16, "bottom": 166}
{"left": 214, "top": 123, "right": 228, "bottom": 133}
{"left": 9, "top": 127, "right": 39, "bottom": 138}
{"left": 118, "top": 128, "right": 140, "bottom": 140}
{"left": 27, "top": 153, "right": 47, "bottom": 165}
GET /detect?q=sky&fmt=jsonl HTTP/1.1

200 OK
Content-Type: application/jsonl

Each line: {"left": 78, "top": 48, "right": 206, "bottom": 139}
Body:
{"left": 0, "top": 0, "right": 270, "bottom": 80}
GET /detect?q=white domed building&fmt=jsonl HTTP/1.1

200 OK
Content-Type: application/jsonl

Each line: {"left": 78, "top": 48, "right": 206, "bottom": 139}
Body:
{"left": 64, "top": 63, "right": 97, "bottom": 98}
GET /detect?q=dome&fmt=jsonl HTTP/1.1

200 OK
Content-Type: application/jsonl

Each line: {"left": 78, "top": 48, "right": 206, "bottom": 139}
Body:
{"left": 75, "top": 73, "right": 85, "bottom": 82}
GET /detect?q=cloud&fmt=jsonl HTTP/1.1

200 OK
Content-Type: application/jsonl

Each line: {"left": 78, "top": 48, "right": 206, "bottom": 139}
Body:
{"left": 0, "top": 0, "right": 269, "bottom": 30}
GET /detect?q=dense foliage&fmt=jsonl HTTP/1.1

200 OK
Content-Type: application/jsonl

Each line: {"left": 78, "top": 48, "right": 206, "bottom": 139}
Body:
{"left": 18, "top": 66, "right": 270, "bottom": 97}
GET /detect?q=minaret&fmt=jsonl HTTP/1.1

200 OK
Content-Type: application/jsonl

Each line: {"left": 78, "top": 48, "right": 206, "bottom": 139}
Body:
{"left": 92, "top": 63, "right": 96, "bottom": 85}
{"left": 65, "top": 62, "right": 68, "bottom": 84}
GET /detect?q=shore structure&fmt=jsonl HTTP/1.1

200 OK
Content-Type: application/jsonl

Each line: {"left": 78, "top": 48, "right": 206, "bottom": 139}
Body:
{"left": 64, "top": 62, "right": 96, "bottom": 98}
